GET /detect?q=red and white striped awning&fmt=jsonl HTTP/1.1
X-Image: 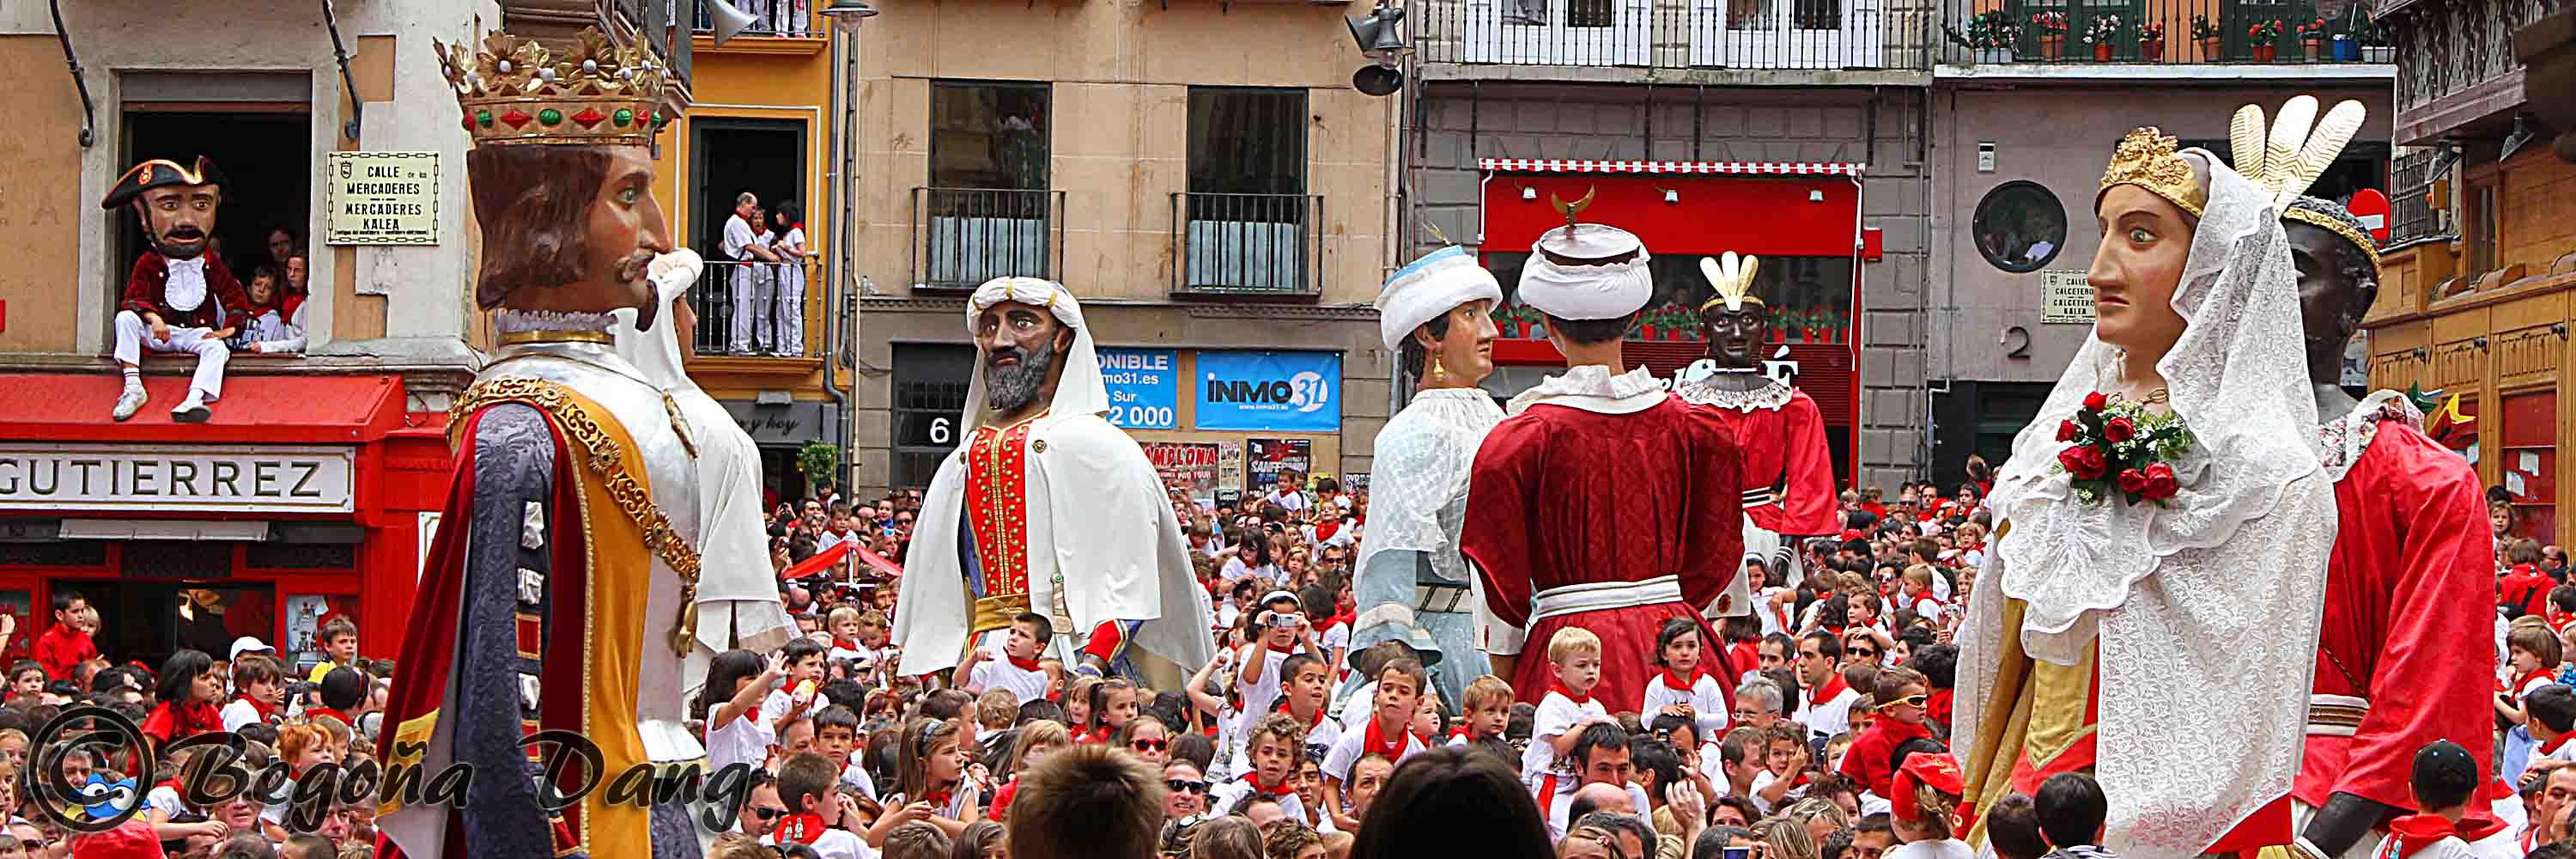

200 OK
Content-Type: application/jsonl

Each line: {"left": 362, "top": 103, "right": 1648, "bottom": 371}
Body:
{"left": 1479, "top": 159, "right": 1866, "bottom": 177}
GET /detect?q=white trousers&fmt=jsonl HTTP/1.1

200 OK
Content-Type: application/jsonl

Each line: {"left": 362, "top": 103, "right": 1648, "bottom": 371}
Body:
{"left": 113, "top": 310, "right": 227, "bottom": 399}
{"left": 775, "top": 264, "right": 805, "bottom": 356}
{"left": 728, "top": 265, "right": 777, "bottom": 354}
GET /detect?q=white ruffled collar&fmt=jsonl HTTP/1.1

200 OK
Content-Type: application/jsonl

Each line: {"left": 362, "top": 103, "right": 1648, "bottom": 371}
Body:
{"left": 164, "top": 255, "right": 208, "bottom": 312}
{"left": 1675, "top": 376, "right": 1791, "bottom": 411}
{"left": 1507, "top": 365, "right": 1668, "bottom": 416}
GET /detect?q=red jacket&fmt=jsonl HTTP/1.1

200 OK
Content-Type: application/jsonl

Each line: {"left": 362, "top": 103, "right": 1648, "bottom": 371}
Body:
{"left": 2500, "top": 564, "right": 2555, "bottom": 618}
{"left": 32, "top": 622, "right": 96, "bottom": 681}
{"left": 1838, "top": 716, "right": 1933, "bottom": 799}
{"left": 119, "top": 251, "right": 251, "bottom": 332}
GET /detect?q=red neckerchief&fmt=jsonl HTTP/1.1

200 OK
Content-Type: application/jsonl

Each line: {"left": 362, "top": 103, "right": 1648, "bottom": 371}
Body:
{"left": 1267, "top": 642, "right": 1299, "bottom": 657}
{"left": 307, "top": 707, "right": 352, "bottom": 728}
{"left": 1293, "top": 704, "right": 1329, "bottom": 734}
{"left": 1006, "top": 654, "right": 1042, "bottom": 672}
{"left": 832, "top": 637, "right": 862, "bottom": 652}
{"left": 2518, "top": 667, "right": 2556, "bottom": 697}
{"left": 2540, "top": 731, "right": 2575, "bottom": 757}
{"left": 1658, "top": 665, "right": 1712, "bottom": 694}
{"left": 234, "top": 693, "right": 276, "bottom": 722}
{"left": 1242, "top": 770, "right": 1296, "bottom": 797}
{"left": 143, "top": 700, "right": 222, "bottom": 742}
{"left": 1549, "top": 680, "right": 1594, "bottom": 706}
{"left": 921, "top": 785, "right": 955, "bottom": 810}
{"left": 1361, "top": 714, "right": 1414, "bottom": 759}
{"left": 776, "top": 813, "right": 831, "bottom": 844}
{"left": 1812, "top": 673, "right": 1850, "bottom": 706}
{"left": 1315, "top": 521, "right": 1340, "bottom": 541}
{"left": 2385, "top": 814, "right": 2459, "bottom": 859}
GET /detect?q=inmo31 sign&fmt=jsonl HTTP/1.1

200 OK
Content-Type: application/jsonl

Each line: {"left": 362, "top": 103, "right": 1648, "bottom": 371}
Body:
{"left": 1194, "top": 350, "right": 1341, "bottom": 432}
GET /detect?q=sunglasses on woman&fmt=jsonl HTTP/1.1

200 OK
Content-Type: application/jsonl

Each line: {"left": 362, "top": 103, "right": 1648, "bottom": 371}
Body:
{"left": 1165, "top": 779, "right": 1210, "bottom": 795}
{"left": 1133, "top": 738, "right": 1171, "bottom": 752}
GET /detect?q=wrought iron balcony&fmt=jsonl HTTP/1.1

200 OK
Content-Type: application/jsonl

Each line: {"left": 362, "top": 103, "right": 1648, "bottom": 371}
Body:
{"left": 1171, "top": 193, "right": 1325, "bottom": 296}
{"left": 2380, "top": 0, "right": 2556, "bottom": 143}
{"left": 908, "top": 187, "right": 1066, "bottom": 291}
{"left": 1414, "top": 0, "right": 1934, "bottom": 70}
{"left": 1936, "top": 0, "right": 2392, "bottom": 65}
{"left": 690, "top": 259, "right": 826, "bottom": 357}
{"left": 691, "top": 0, "right": 817, "bottom": 37}
{"left": 2386, "top": 146, "right": 2451, "bottom": 248}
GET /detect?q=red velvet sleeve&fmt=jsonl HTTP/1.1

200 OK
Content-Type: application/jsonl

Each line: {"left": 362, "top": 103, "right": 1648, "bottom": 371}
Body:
{"left": 1779, "top": 394, "right": 1842, "bottom": 535}
{"left": 209, "top": 259, "right": 253, "bottom": 332}
{"left": 119, "top": 254, "right": 163, "bottom": 318}
{"left": 1461, "top": 415, "right": 1540, "bottom": 630}
{"left": 2335, "top": 425, "right": 2500, "bottom": 810}
{"left": 1678, "top": 405, "right": 1745, "bottom": 612}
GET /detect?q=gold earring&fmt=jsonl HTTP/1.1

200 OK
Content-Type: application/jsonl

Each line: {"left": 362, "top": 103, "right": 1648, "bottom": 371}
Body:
{"left": 1429, "top": 356, "right": 1448, "bottom": 381}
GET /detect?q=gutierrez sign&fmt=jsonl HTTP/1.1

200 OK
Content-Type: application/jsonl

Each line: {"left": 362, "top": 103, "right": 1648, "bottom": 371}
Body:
{"left": 0, "top": 444, "right": 356, "bottom": 513}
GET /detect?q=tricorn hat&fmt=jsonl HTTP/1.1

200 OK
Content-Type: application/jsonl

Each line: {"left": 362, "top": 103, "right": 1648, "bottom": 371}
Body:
{"left": 101, "top": 156, "right": 225, "bottom": 210}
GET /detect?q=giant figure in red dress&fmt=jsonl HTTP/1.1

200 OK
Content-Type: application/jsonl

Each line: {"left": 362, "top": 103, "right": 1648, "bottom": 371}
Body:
{"left": 1675, "top": 252, "right": 1841, "bottom": 601}
{"left": 1461, "top": 201, "right": 1744, "bottom": 714}
{"left": 2285, "top": 192, "right": 2506, "bottom": 859}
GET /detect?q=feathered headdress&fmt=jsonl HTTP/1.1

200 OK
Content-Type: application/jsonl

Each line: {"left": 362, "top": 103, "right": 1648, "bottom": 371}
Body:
{"left": 1697, "top": 252, "right": 1764, "bottom": 313}
{"left": 2228, "top": 94, "right": 2367, "bottom": 210}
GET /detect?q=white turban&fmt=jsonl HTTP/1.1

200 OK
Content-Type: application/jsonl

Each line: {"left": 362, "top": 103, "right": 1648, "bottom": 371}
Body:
{"left": 1375, "top": 247, "right": 1504, "bottom": 350}
{"left": 1516, "top": 223, "right": 1654, "bottom": 321}
{"left": 962, "top": 277, "right": 1109, "bottom": 431}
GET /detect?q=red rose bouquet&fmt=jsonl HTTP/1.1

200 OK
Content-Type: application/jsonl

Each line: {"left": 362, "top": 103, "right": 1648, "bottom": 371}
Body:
{"left": 2051, "top": 391, "right": 2195, "bottom": 506}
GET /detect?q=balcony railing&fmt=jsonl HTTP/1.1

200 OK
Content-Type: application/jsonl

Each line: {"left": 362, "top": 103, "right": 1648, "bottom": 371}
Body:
{"left": 692, "top": 0, "right": 815, "bottom": 37}
{"left": 690, "top": 259, "right": 824, "bottom": 357}
{"left": 908, "top": 187, "right": 1065, "bottom": 290}
{"left": 2387, "top": 147, "right": 2451, "bottom": 248}
{"left": 1171, "top": 192, "right": 1324, "bottom": 296}
{"left": 1936, "top": 0, "right": 2395, "bottom": 65}
{"left": 1418, "top": 0, "right": 1933, "bottom": 70}
{"left": 2388, "top": 0, "right": 2555, "bottom": 125}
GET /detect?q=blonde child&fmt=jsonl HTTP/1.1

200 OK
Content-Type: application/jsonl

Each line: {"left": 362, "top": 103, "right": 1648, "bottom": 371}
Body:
{"left": 1449, "top": 675, "right": 1514, "bottom": 747}
{"left": 1522, "top": 628, "right": 1614, "bottom": 799}
{"left": 827, "top": 606, "right": 873, "bottom": 664}
{"left": 1886, "top": 753, "right": 1970, "bottom": 859}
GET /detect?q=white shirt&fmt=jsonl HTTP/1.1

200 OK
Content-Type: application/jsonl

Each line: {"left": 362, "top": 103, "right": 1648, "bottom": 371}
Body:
{"left": 1337, "top": 680, "right": 1378, "bottom": 734}
{"left": 1804, "top": 685, "right": 1862, "bottom": 740}
{"left": 706, "top": 712, "right": 773, "bottom": 775}
{"left": 1640, "top": 673, "right": 1728, "bottom": 740}
{"left": 1522, "top": 691, "right": 1609, "bottom": 790}
{"left": 969, "top": 636, "right": 1052, "bottom": 706}
{"left": 1321, "top": 720, "right": 1430, "bottom": 783}
{"left": 1303, "top": 712, "right": 1343, "bottom": 756}
{"left": 1319, "top": 620, "right": 1352, "bottom": 677}
{"left": 219, "top": 698, "right": 269, "bottom": 733}
{"left": 722, "top": 214, "right": 761, "bottom": 263}
{"left": 1543, "top": 782, "right": 1652, "bottom": 841}
{"left": 765, "top": 827, "right": 874, "bottom": 859}
{"left": 760, "top": 684, "right": 829, "bottom": 732}
{"left": 1885, "top": 838, "right": 1972, "bottom": 859}
{"left": 1231, "top": 647, "right": 1294, "bottom": 764}
{"left": 841, "top": 761, "right": 878, "bottom": 802}
{"left": 1265, "top": 490, "right": 1310, "bottom": 514}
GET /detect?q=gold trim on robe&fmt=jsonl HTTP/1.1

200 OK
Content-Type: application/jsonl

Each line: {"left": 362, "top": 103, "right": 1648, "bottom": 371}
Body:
{"left": 963, "top": 414, "right": 1042, "bottom": 637}
{"left": 1965, "top": 597, "right": 2100, "bottom": 850}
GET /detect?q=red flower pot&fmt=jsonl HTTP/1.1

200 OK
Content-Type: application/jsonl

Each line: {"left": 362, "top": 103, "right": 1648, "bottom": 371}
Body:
{"left": 2093, "top": 42, "right": 2113, "bottom": 61}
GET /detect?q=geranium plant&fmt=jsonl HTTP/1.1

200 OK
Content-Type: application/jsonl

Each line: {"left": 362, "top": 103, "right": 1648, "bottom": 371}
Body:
{"left": 2082, "top": 15, "right": 2124, "bottom": 44}
{"left": 2138, "top": 21, "right": 2165, "bottom": 44}
{"left": 2191, "top": 14, "right": 2222, "bottom": 40}
{"left": 2031, "top": 10, "right": 2068, "bottom": 34}
{"left": 1945, "top": 9, "right": 2022, "bottom": 50}
{"left": 2295, "top": 17, "right": 2329, "bottom": 40}
{"left": 2051, "top": 390, "right": 2196, "bottom": 506}
{"left": 2250, "top": 19, "right": 2283, "bottom": 40}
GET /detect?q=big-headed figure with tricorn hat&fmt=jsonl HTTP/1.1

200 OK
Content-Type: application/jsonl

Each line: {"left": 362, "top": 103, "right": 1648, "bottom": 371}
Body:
{"left": 376, "top": 23, "right": 769, "bottom": 859}
{"left": 1459, "top": 198, "right": 1745, "bottom": 714}
{"left": 105, "top": 156, "right": 253, "bottom": 423}
{"left": 893, "top": 277, "right": 1214, "bottom": 691}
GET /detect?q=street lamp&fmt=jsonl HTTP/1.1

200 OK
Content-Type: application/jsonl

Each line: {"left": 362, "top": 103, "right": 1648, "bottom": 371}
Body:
{"left": 820, "top": 0, "right": 880, "bottom": 34}
{"left": 1347, "top": 0, "right": 1407, "bottom": 96}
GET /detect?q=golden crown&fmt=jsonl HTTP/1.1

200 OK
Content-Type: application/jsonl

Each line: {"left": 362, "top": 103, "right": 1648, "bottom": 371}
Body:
{"left": 2099, "top": 127, "right": 2205, "bottom": 217}
{"left": 435, "top": 24, "right": 666, "bottom": 147}
{"left": 1698, "top": 252, "right": 1765, "bottom": 313}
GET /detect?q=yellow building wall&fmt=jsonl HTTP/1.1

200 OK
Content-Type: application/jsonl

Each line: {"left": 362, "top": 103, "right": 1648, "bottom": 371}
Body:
{"left": 0, "top": 36, "right": 90, "bottom": 354}
{"left": 660, "top": 24, "right": 841, "bottom": 403}
{"left": 853, "top": 0, "right": 1394, "bottom": 304}
{"left": 332, "top": 34, "right": 400, "bottom": 344}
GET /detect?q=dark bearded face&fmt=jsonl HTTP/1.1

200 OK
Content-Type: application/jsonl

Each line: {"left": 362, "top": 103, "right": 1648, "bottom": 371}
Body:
{"left": 974, "top": 300, "right": 1072, "bottom": 415}
{"left": 986, "top": 338, "right": 1059, "bottom": 412}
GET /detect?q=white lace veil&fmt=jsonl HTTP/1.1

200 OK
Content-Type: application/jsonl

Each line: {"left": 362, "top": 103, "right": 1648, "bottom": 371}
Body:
{"left": 1957, "top": 150, "right": 2336, "bottom": 858}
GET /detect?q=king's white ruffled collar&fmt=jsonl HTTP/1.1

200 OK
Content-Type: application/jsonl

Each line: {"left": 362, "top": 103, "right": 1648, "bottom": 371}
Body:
{"left": 1508, "top": 365, "right": 1669, "bottom": 416}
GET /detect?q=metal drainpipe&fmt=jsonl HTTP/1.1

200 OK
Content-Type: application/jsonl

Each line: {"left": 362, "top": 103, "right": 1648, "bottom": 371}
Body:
{"left": 822, "top": 26, "right": 852, "bottom": 466}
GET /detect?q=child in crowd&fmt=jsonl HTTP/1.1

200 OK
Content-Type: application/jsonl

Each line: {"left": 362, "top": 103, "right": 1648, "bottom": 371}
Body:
{"left": 1981, "top": 794, "right": 2047, "bottom": 859}
{"left": 1642, "top": 618, "right": 1729, "bottom": 740}
{"left": 814, "top": 704, "right": 877, "bottom": 804}
{"left": 2382, "top": 740, "right": 2486, "bottom": 859}
{"left": 774, "top": 752, "right": 872, "bottom": 859}
{"left": 1235, "top": 592, "right": 1317, "bottom": 757}
{"left": 1901, "top": 565, "right": 1943, "bottom": 619}
{"left": 826, "top": 606, "right": 873, "bottom": 664}
{"left": 953, "top": 611, "right": 1051, "bottom": 706}
{"left": 1322, "top": 656, "right": 1430, "bottom": 824}
{"left": 2514, "top": 685, "right": 2576, "bottom": 784}
{"left": 1273, "top": 654, "right": 1340, "bottom": 755}
{"left": 235, "top": 264, "right": 307, "bottom": 354}
{"left": 306, "top": 616, "right": 361, "bottom": 685}
{"left": 222, "top": 652, "right": 285, "bottom": 732}
{"left": 867, "top": 716, "right": 981, "bottom": 845}
{"left": 1886, "top": 753, "right": 1970, "bottom": 859}
{"left": 1079, "top": 679, "right": 1139, "bottom": 745}
{"left": 985, "top": 718, "right": 1069, "bottom": 823}
{"left": 2501, "top": 624, "right": 2563, "bottom": 728}
{"left": 1210, "top": 713, "right": 1309, "bottom": 820}
{"left": 2504, "top": 539, "right": 2555, "bottom": 618}
{"left": 1450, "top": 675, "right": 1513, "bottom": 747}
{"left": 1841, "top": 667, "right": 1934, "bottom": 801}
{"left": 768, "top": 638, "right": 833, "bottom": 738}
{"left": 1524, "top": 629, "right": 1615, "bottom": 801}
{"left": 702, "top": 649, "right": 787, "bottom": 775}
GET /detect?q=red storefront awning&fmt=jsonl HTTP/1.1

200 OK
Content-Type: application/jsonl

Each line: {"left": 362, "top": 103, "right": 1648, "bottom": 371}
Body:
{"left": 0, "top": 374, "right": 410, "bottom": 445}
{"left": 1479, "top": 159, "right": 1864, "bottom": 258}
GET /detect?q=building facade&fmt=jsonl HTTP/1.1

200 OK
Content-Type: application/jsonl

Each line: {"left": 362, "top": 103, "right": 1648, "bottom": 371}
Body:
{"left": 1402, "top": 0, "right": 1937, "bottom": 490}
{"left": 845, "top": 0, "right": 1397, "bottom": 502}
{"left": 663, "top": 0, "right": 857, "bottom": 506}
{"left": 0, "top": 0, "right": 689, "bottom": 669}
{"left": 2361, "top": 0, "right": 2574, "bottom": 544}
{"left": 1926, "top": 0, "right": 2394, "bottom": 491}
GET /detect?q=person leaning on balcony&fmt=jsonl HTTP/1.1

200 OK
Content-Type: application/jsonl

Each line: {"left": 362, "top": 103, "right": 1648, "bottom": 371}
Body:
{"left": 106, "top": 156, "right": 253, "bottom": 423}
{"left": 724, "top": 190, "right": 786, "bottom": 355}
{"left": 770, "top": 199, "right": 809, "bottom": 356}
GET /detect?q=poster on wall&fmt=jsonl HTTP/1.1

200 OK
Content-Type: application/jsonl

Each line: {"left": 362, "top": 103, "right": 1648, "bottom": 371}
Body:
{"left": 1100, "top": 348, "right": 1181, "bottom": 430}
{"left": 283, "top": 594, "right": 355, "bottom": 671}
{"left": 1144, "top": 442, "right": 1222, "bottom": 505}
{"left": 1195, "top": 350, "right": 1342, "bottom": 432}
{"left": 1246, "top": 438, "right": 1314, "bottom": 492}
{"left": 1218, "top": 442, "right": 1248, "bottom": 495}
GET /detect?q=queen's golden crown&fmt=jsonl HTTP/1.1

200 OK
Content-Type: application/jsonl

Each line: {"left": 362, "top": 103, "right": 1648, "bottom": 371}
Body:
{"left": 435, "top": 23, "right": 666, "bottom": 147}
{"left": 2099, "top": 127, "right": 2205, "bottom": 217}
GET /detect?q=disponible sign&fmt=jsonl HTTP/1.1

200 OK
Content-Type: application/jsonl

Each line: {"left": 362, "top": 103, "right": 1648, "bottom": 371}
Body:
{"left": 325, "top": 151, "right": 440, "bottom": 246}
{"left": 1099, "top": 348, "right": 1179, "bottom": 430}
{"left": 1195, "top": 350, "right": 1340, "bottom": 432}
{"left": 0, "top": 444, "right": 355, "bottom": 513}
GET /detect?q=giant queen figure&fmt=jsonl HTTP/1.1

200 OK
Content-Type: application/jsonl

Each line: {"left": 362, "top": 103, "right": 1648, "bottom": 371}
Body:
{"left": 1955, "top": 111, "right": 2339, "bottom": 859}
{"left": 377, "top": 23, "right": 782, "bottom": 859}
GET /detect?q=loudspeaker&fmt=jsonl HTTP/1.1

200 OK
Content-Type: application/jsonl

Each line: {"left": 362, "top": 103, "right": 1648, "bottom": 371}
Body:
{"left": 1353, "top": 64, "right": 1403, "bottom": 97}
{"left": 709, "top": 0, "right": 759, "bottom": 46}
